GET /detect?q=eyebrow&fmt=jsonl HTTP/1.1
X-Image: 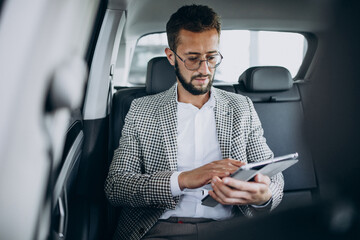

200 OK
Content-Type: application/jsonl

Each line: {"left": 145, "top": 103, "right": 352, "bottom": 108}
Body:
{"left": 185, "top": 50, "right": 218, "bottom": 55}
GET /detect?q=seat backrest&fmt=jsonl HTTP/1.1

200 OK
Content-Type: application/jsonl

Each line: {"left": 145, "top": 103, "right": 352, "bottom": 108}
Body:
{"left": 236, "top": 66, "right": 317, "bottom": 210}
{"left": 146, "top": 57, "right": 177, "bottom": 94}
{"left": 110, "top": 57, "right": 177, "bottom": 158}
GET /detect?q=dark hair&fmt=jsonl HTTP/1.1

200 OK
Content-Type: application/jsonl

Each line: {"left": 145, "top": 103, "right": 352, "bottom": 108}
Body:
{"left": 166, "top": 5, "right": 221, "bottom": 51}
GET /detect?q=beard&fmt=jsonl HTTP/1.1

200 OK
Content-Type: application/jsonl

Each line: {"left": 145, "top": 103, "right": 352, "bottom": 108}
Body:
{"left": 175, "top": 60, "right": 214, "bottom": 95}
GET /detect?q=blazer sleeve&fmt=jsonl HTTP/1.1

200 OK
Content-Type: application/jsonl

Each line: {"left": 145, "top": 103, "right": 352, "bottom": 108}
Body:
{"left": 238, "top": 97, "right": 284, "bottom": 216}
{"left": 104, "top": 100, "right": 178, "bottom": 210}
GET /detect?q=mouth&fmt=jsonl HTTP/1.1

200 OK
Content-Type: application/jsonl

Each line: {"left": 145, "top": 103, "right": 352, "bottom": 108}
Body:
{"left": 194, "top": 77, "right": 208, "bottom": 82}
{"left": 192, "top": 75, "right": 210, "bottom": 85}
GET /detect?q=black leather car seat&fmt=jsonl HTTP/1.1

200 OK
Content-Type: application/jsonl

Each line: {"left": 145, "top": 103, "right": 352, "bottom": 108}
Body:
{"left": 235, "top": 66, "right": 317, "bottom": 210}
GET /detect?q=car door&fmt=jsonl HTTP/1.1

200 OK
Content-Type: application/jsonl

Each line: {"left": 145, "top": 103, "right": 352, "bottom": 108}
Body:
{"left": 49, "top": 2, "right": 127, "bottom": 240}
{"left": 0, "top": 0, "right": 100, "bottom": 239}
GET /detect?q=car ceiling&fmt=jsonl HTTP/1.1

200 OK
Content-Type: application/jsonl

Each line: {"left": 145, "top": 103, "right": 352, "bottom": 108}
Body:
{"left": 108, "top": 0, "right": 335, "bottom": 42}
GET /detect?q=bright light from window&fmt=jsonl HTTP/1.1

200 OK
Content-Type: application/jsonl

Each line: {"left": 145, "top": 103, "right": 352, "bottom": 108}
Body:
{"left": 122, "top": 30, "right": 306, "bottom": 86}
{"left": 217, "top": 31, "right": 251, "bottom": 83}
{"left": 258, "top": 31, "right": 305, "bottom": 76}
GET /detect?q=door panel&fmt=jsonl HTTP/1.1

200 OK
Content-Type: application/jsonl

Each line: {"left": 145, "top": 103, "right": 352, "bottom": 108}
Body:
{"left": 52, "top": 130, "right": 84, "bottom": 239}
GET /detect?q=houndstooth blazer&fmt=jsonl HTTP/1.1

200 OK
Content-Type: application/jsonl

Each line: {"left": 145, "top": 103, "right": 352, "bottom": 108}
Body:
{"left": 105, "top": 84, "right": 284, "bottom": 240}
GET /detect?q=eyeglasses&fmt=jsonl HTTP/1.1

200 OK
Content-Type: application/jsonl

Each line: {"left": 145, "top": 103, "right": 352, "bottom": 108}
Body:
{"left": 171, "top": 49, "right": 223, "bottom": 71}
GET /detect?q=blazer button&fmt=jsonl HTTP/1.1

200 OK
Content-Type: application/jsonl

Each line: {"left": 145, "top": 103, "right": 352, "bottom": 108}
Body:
{"left": 138, "top": 227, "right": 145, "bottom": 235}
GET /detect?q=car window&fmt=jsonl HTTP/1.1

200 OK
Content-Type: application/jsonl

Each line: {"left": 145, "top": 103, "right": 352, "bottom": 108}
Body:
{"left": 124, "top": 30, "right": 307, "bottom": 85}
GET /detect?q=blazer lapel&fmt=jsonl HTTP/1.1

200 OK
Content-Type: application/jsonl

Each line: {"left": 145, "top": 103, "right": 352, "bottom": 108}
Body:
{"left": 158, "top": 85, "right": 178, "bottom": 171}
{"left": 213, "top": 89, "right": 233, "bottom": 159}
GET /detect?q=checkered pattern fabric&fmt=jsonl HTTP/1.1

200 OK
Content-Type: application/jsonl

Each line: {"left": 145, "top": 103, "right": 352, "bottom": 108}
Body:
{"left": 105, "top": 84, "right": 284, "bottom": 240}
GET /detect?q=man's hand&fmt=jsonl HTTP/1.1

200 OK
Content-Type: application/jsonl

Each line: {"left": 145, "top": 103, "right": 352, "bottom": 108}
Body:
{"left": 208, "top": 173, "right": 272, "bottom": 206}
{"left": 178, "top": 159, "right": 245, "bottom": 190}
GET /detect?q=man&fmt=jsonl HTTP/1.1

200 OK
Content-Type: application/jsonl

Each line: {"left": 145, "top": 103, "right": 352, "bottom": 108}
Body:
{"left": 105, "top": 5, "right": 284, "bottom": 240}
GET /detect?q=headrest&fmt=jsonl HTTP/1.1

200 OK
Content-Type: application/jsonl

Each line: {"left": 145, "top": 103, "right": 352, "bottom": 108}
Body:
{"left": 238, "top": 66, "right": 293, "bottom": 92}
{"left": 146, "top": 57, "right": 177, "bottom": 94}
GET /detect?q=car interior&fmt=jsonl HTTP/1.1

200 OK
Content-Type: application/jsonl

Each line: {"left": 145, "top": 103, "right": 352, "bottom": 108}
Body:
{"left": 0, "top": 0, "right": 359, "bottom": 240}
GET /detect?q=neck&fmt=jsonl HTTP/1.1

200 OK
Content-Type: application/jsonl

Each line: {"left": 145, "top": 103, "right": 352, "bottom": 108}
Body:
{"left": 177, "top": 83, "right": 210, "bottom": 109}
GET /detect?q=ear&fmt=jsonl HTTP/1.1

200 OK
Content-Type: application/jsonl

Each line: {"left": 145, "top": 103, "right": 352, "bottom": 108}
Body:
{"left": 165, "top": 48, "right": 175, "bottom": 66}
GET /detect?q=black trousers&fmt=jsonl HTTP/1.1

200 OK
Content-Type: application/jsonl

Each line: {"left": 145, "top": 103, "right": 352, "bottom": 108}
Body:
{"left": 142, "top": 217, "right": 241, "bottom": 240}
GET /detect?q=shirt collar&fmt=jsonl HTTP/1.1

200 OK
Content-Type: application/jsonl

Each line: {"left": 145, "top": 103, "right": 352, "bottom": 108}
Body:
{"left": 175, "top": 83, "right": 215, "bottom": 109}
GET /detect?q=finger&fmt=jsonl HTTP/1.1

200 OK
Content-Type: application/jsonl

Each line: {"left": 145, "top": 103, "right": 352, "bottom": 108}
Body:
{"left": 208, "top": 190, "right": 226, "bottom": 205}
{"left": 222, "top": 177, "right": 261, "bottom": 194}
{"left": 207, "top": 165, "right": 239, "bottom": 176}
{"left": 213, "top": 177, "right": 252, "bottom": 200}
{"left": 214, "top": 158, "right": 243, "bottom": 167}
{"left": 232, "top": 160, "right": 246, "bottom": 167}
{"left": 224, "top": 177, "right": 273, "bottom": 203}
{"left": 214, "top": 160, "right": 241, "bottom": 169}
{"left": 224, "top": 159, "right": 246, "bottom": 167}
{"left": 254, "top": 173, "right": 271, "bottom": 185}
{"left": 209, "top": 189, "right": 248, "bottom": 205}
{"left": 219, "top": 162, "right": 242, "bottom": 173}
{"left": 208, "top": 170, "right": 231, "bottom": 178}
{"left": 210, "top": 183, "right": 228, "bottom": 204}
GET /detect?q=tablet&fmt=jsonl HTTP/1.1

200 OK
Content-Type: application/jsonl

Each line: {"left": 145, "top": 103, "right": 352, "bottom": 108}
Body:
{"left": 201, "top": 153, "right": 299, "bottom": 207}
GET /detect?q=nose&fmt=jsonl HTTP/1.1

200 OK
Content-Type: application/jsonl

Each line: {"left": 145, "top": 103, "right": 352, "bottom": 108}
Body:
{"left": 197, "top": 60, "right": 211, "bottom": 75}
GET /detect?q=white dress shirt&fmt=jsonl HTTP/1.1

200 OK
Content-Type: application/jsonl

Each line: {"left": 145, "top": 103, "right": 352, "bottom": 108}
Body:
{"left": 160, "top": 85, "right": 233, "bottom": 220}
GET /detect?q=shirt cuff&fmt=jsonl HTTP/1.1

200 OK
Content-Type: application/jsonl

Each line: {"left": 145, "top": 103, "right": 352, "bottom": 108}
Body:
{"left": 251, "top": 196, "right": 273, "bottom": 209}
{"left": 170, "top": 171, "right": 183, "bottom": 196}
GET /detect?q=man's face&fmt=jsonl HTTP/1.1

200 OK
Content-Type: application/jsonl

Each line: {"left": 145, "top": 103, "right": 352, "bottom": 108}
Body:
{"left": 173, "top": 29, "right": 219, "bottom": 95}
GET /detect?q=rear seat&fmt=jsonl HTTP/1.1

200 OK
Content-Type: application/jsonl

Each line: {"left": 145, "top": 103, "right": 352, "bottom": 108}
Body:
{"left": 109, "top": 58, "right": 316, "bottom": 215}
{"left": 235, "top": 66, "right": 317, "bottom": 210}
